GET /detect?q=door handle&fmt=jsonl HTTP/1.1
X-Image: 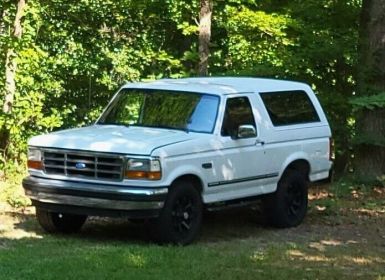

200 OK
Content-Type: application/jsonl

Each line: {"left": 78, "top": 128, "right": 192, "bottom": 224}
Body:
{"left": 255, "top": 140, "right": 265, "bottom": 146}
{"left": 202, "top": 163, "right": 213, "bottom": 169}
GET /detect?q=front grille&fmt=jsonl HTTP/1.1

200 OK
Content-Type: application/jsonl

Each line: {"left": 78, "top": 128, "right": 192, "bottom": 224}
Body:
{"left": 43, "top": 150, "right": 124, "bottom": 181}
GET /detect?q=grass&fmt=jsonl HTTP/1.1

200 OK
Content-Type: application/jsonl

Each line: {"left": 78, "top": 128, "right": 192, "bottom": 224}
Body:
{"left": 1, "top": 183, "right": 385, "bottom": 280}
{"left": 0, "top": 239, "right": 380, "bottom": 280}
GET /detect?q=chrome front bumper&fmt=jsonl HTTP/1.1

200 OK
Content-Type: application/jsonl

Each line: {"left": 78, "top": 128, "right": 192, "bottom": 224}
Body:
{"left": 23, "top": 176, "right": 168, "bottom": 217}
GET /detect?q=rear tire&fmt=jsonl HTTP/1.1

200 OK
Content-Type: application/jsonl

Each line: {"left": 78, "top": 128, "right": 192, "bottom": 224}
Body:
{"left": 36, "top": 207, "right": 87, "bottom": 234}
{"left": 152, "top": 180, "right": 203, "bottom": 245}
{"left": 263, "top": 170, "right": 308, "bottom": 228}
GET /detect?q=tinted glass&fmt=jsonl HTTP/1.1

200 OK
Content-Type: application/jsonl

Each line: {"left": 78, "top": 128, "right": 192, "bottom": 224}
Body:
{"left": 187, "top": 95, "right": 219, "bottom": 133}
{"left": 221, "top": 97, "right": 256, "bottom": 137}
{"left": 98, "top": 89, "right": 219, "bottom": 133}
{"left": 260, "top": 90, "right": 320, "bottom": 126}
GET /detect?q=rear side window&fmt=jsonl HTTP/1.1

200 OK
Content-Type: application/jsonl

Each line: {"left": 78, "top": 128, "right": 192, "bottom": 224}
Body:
{"left": 260, "top": 90, "right": 320, "bottom": 126}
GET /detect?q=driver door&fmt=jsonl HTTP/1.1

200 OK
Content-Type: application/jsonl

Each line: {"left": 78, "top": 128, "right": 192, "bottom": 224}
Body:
{"left": 208, "top": 95, "right": 268, "bottom": 193}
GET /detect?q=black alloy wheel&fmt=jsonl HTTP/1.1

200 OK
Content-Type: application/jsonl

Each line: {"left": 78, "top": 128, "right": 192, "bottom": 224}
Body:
{"left": 152, "top": 180, "right": 203, "bottom": 245}
{"left": 263, "top": 170, "right": 308, "bottom": 228}
{"left": 171, "top": 195, "right": 195, "bottom": 235}
{"left": 286, "top": 180, "right": 305, "bottom": 221}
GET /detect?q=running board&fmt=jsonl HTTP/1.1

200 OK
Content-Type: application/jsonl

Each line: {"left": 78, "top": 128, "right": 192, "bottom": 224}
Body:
{"left": 205, "top": 196, "right": 263, "bottom": 212}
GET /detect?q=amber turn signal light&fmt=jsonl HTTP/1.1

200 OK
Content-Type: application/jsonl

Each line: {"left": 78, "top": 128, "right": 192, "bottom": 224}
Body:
{"left": 27, "top": 160, "right": 43, "bottom": 170}
{"left": 125, "top": 170, "right": 161, "bottom": 180}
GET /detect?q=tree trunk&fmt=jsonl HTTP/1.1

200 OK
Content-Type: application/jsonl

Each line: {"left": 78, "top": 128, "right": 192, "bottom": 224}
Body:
{"left": 198, "top": 0, "right": 212, "bottom": 76}
{"left": 1, "top": 0, "right": 26, "bottom": 155}
{"left": 355, "top": 0, "right": 385, "bottom": 181}
{"left": 3, "top": 0, "right": 26, "bottom": 114}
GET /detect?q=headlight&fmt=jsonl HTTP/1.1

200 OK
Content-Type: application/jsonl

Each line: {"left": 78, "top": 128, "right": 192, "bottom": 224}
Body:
{"left": 125, "top": 158, "right": 161, "bottom": 180}
{"left": 27, "top": 147, "right": 43, "bottom": 170}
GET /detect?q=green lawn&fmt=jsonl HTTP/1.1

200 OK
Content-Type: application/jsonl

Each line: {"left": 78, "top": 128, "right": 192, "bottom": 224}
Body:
{"left": 1, "top": 185, "right": 385, "bottom": 280}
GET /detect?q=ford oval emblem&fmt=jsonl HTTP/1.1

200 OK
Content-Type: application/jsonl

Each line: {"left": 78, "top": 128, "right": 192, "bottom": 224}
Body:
{"left": 75, "top": 162, "right": 86, "bottom": 169}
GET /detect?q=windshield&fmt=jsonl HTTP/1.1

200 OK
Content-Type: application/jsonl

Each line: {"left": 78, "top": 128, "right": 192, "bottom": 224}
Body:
{"left": 97, "top": 89, "right": 220, "bottom": 133}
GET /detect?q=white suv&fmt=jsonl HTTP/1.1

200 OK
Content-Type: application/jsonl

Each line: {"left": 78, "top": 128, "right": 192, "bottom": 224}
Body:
{"left": 23, "top": 77, "right": 332, "bottom": 244}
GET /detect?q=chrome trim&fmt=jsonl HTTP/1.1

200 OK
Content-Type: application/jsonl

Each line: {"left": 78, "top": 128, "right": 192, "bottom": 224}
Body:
{"left": 41, "top": 148, "right": 125, "bottom": 181}
{"left": 39, "top": 147, "right": 126, "bottom": 158}
{"left": 23, "top": 176, "right": 168, "bottom": 211}
{"left": 23, "top": 176, "right": 169, "bottom": 196}
{"left": 25, "top": 190, "right": 164, "bottom": 210}
{"left": 28, "top": 170, "right": 163, "bottom": 187}
{"left": 29, "top": 147, "right": 163, "bottom": 184}
{"left": 208, "top": 172, "right": 279, "bottom": 187}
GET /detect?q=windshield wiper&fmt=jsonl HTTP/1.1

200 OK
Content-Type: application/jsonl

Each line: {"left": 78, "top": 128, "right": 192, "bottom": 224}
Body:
{"left": 158, "top": 125, "right": 189, "bottom": 133}
{"left": 131, "top": 124, "right": 189, "bottom": 133}
{"left": 97, "top": 122, "right": 130, "bottom": 128}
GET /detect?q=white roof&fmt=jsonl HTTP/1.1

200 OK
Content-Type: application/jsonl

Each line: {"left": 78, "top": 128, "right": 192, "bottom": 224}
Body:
{"left": 121, "top": 77, "right": 311, "bottom": 95}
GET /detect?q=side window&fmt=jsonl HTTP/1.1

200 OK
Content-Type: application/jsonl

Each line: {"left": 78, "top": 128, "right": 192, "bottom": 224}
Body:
{"left": 221, "top": 97, "right": 256, "bottom": 137}
{"left": 260, "top": 90, "right": 320, "bottom": 126}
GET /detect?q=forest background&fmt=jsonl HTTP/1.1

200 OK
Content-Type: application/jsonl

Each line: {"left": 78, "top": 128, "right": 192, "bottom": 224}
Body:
{"left": 1, "top": 0, "right": 384, "bottom": 206}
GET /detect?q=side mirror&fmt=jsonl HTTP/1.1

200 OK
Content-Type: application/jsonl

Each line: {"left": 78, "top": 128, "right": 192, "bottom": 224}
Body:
{"left": 233, "top": 125, "right": 257, "bottom": 139}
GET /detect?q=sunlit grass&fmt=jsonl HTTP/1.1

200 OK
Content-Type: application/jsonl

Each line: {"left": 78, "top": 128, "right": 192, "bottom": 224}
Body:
{"left": 0, "top": 182, "right": 384, "bottom": 279}
{"left": 1, "top": 216, "right": 384, "bottom": 279}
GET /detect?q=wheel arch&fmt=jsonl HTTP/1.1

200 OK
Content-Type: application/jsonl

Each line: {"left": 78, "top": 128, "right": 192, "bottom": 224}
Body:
{"left": 280, "top": 158, "right": 311, "bottom": 181}
{"left": 171, "top": 174, "right": 204, "bottom": 194}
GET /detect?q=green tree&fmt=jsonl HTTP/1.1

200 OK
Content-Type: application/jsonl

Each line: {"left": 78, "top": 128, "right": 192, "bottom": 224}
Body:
{"left": 0, "top": 0, "right": 371, "bottom": 182}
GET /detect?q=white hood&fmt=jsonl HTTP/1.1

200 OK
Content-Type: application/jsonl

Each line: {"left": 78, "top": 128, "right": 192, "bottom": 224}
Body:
{"left": 28, "top": 125, "right": 193, "bottom": 155}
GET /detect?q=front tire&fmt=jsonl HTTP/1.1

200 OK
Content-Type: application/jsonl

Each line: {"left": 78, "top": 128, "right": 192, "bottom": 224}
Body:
{"left": 36, "top": 207, "right": 87, "bottom": 234}
{"left": 264, "top": 170, "right": 308, "bottom": 228}
{"left": 152, "top": 180, "right": 203, "bottom": 245}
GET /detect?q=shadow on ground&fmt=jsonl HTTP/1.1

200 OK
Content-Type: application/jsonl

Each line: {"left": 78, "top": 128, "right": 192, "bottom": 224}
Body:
{"left": 1, "top": 186, "right": 385, "bottom": 247}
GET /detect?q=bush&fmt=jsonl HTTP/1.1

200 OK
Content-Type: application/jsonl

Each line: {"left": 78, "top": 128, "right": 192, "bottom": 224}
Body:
{"left": 0, "top": 164, "right": 30, "bottom": 209}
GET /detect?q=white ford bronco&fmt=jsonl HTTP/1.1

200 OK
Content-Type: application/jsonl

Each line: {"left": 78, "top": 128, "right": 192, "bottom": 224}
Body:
{"left": 23, "top": 77, "right": 332, "bottom": 244}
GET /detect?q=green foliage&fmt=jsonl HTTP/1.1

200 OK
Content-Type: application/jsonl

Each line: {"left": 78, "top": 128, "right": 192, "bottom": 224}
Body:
{"left": 0, "top": 0, "right": 364, "bottom": 180}
{"left": 208, "top": 0, "right": 360, "bottom": 174}
{"left": 350, "top": 92, "right": 385, "bottom": 148}
{"left": 223, "top": 6, "right": 295, "bottom": 75}
{"left": 0, "top": 1, "right": 65, "bottom": 170}
{"left": 0, "top": 164, "right": 30, "bottom": 208}
{"left": 350, "top": 92, "right": 385, "bottom": 111}
{"left": 352, "top": 134, "right": 385, "bottom": 147}
{"left": 0, "top": 0, "right": 190, "bottom": 175}
{"left": 378, "top": 175, "right": 385, "bottom": 188}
